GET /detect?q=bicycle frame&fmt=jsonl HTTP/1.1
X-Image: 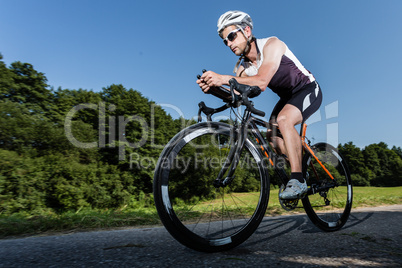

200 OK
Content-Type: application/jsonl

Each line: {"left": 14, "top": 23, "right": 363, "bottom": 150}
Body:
{"left": 300, "top": 123, "right": 335, "bottom": 181}
{"left": 209, "top": 108, "right": 336, "bottom": 194}
{"left": 197, "top": 82, "right": 337, "bottom": 193}
{"left": 153, "top": 77, "right": 352, "bottom": 252}
{"left": 211, "top": 108, "right": 290, "bottom": 189}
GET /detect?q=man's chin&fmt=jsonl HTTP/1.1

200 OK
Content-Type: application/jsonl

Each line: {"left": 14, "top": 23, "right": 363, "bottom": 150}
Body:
{"left": 233, "top": 49, "right": 243, "bottom": 56}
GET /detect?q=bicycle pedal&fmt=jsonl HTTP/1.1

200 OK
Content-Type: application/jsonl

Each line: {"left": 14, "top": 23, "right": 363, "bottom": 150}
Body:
{"left": 279, "top": 198, "right": 299, "bottom": 211}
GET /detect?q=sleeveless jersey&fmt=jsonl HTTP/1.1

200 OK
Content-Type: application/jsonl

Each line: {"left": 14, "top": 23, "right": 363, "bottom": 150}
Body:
{"left": 241, "top": 37, "right": 315, "bottom": 96}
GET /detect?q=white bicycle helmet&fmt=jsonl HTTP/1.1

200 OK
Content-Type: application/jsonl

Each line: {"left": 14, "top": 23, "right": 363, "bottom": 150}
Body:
{"left": 217, "top": 11, "right": 255, "bottom": 73}
{"left": 217, "top": 10, "right": 253, "bottom": 37}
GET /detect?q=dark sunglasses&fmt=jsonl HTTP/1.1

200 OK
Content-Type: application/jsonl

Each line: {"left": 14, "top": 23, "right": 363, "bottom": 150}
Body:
{"left": 223, "top": 28, "right": 242, "bottom": 46}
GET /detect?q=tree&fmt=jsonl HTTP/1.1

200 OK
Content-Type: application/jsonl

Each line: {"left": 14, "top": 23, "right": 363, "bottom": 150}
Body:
{"left": 3, "top": 53, "right": 401, "bottom": 216}
{"left": 363, "top": 142, "right": 402, "bottom": 186}
{"left": 338, "top": 142, "right": 372, "bottom": 186}
{"left": 1, "top": 61, "right": 54, "bottom": 115}
{"left": 392, "top": 146, "right": 402, "bottom": 159}
{"left": 0, "top": 53, "right": 14, "bottom": 97}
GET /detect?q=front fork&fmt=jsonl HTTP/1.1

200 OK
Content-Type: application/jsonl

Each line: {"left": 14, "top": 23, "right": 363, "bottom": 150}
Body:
{"left": 213, "top": 112, "right": 251, "bottom": 188}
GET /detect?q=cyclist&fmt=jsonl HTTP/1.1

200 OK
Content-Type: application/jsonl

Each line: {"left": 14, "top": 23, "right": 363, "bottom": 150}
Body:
{"left": 196, "top": 10, "right": 322, "bottom": 200}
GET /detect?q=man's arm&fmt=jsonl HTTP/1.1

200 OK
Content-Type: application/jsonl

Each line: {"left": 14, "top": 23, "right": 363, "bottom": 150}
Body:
{"left": 251, "top": 37, "right": 286, "bottom": 90}
{"left": 198, "top": 37, "right": 286, "bottom": 92}
{"left": 236, "top": 64, "right": 248, "bottom": 78}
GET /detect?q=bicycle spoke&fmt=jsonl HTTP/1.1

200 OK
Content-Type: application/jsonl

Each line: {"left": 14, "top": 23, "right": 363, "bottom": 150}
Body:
{"left": 229, "top": 193, "right": 248, "bottom": 220}
{"left": 302, "top": 143, "right": 352, "bottom": 231}
{"left": 154, "top": 122, "right": 269, "bottom": 252}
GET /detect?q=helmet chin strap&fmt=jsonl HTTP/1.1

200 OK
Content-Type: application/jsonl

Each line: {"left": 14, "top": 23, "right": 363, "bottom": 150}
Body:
{"left": 233, "top": 27, "right": 254, "bottom": 74}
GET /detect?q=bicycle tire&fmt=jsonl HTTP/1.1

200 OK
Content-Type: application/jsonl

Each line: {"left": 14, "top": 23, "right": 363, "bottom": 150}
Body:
{"left": 302, "top": 142, "right": 353, "bottom": 231}
{"left": 153, "top": 122, "right": 270, "bottom": 252}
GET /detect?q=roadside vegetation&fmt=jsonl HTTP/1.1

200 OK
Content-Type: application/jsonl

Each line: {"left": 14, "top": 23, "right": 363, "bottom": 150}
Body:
{"left": 1, "top": 54, "right": 402, "bottom": 238}
{"left": 1, "top": 187, "right": 401, "bottom": 238}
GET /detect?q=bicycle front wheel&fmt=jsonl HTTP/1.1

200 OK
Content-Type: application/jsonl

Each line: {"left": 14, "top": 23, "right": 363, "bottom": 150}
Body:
{"left": 153, "top": 122, "right": 269, "bottom": 252}
{"left": 302, "top": 143, "right": 353, "bottom": 231}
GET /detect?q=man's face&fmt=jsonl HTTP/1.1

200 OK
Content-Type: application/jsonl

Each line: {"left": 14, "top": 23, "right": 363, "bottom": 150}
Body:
{"left": 221, "top": 25, "right": 248, "bottom": 56}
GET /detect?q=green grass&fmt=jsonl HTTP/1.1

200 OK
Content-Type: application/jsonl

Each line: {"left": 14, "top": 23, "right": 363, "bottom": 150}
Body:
{"left": 266, "top": 186, "right": 402, "bottom": 214}
{"left": 351, "top": 186, "right": 402, "bottom": 207}
{"left": 0, "top": 208, "right": 160, "bottom": 238}
{"left": 0, "top": 186, "right": 401, "bottom": 238}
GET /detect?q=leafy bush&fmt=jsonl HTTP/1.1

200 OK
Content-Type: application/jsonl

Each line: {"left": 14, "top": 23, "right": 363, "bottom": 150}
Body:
{"left": 0, "top": 55, "right": 401, "bottom": 218}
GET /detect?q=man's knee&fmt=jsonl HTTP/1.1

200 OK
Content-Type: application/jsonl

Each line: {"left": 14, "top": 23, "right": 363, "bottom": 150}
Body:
{"left": 266, "top": 122, "right": 280, "bottom": 141}
{"left": 277, "top": 105, "right": 303, "bottom": 128}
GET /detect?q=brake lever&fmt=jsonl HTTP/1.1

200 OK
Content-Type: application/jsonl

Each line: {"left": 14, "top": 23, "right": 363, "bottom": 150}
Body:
{"left": 229, "top": 81, "right": 236, "bottom": 105}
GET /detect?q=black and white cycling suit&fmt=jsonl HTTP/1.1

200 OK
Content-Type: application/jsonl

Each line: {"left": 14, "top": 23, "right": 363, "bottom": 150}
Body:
{"left": 240, "top": 37, "right": 322, "bottom": 122}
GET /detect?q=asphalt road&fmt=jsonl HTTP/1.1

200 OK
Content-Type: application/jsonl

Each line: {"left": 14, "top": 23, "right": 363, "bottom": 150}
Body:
{"left": 1, "top": 205, "right": 401, "bottom": 267}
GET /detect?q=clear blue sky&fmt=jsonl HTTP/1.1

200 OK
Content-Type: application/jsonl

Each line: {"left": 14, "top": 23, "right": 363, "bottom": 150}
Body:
{"left": 1, "top": 0, "right": 402, "bottom": 149}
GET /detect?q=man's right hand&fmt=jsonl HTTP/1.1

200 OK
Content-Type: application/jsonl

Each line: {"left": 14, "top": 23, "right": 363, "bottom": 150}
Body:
{"left": 197, "top": 70, "right": 232, "bottom": 93}
{"left": 196, "top": 77, "right": 210, "bottom": 93}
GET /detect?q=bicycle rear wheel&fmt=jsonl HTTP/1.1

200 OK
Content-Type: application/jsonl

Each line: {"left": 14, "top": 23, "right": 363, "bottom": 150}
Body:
{"left": 153, "top": 122, "right": 269, "bottom": 252}
{"left": 302, "top": 143, "right": 353, "bottom": 231}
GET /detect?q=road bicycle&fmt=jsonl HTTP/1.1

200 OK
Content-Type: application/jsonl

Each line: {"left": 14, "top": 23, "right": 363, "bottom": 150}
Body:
{"left": 153, "top": 75, "right": 353, "bottom": 252}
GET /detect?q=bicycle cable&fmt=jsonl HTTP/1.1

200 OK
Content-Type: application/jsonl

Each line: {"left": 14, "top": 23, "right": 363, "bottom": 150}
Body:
{"left": 230, "top": 107, "right": 242, "bottom": 122}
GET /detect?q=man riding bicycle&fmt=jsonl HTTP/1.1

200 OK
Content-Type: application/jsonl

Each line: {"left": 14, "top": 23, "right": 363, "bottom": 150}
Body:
{"left": 196, "top": 10, "right": 322, "bottom": 200}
